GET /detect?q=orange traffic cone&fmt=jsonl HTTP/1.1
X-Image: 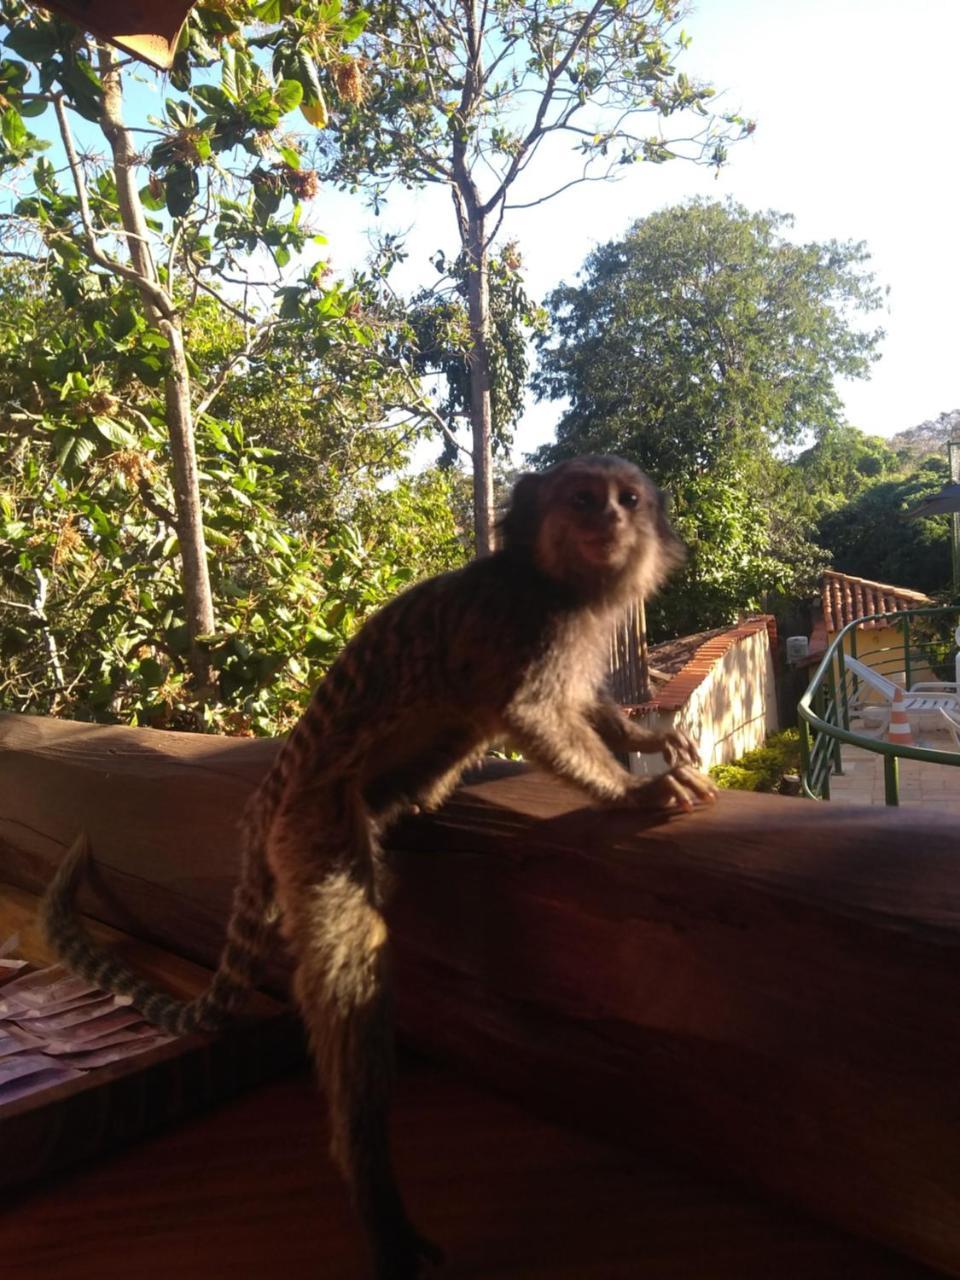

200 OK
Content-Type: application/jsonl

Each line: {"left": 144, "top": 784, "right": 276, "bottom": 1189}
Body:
{"left": 885, "top": 687, "right": 915, "bottom": 747}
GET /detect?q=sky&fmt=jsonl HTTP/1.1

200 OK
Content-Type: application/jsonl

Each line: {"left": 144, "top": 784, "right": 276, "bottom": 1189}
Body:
{"left": 9, "top": 1, "right": 957, "bottom": 464}
{"left": 310, "top": 0, "right": 960, "bottom": 460}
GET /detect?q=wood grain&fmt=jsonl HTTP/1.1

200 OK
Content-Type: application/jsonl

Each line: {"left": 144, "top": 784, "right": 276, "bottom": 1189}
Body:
{"left": 0, "top": 1064, "right": 941, "bottom": 1280}
{"left": 2, "top": 711, "right": 960, "bottom": 1274}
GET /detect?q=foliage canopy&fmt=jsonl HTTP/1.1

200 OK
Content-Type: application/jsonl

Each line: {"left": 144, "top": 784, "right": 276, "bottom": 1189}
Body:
{"left": 533, "top": 199, "right": 886, "bottom": 634}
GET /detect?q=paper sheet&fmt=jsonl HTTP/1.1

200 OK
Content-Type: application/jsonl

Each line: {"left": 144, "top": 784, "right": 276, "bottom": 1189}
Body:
{"left": 0, "top": 942, "right": 177, "bottom": 1105}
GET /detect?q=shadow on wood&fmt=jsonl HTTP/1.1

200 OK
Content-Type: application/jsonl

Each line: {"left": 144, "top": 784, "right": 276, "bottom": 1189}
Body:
{"left": 1, "top": 711, "right": 959, "bottom": 1275}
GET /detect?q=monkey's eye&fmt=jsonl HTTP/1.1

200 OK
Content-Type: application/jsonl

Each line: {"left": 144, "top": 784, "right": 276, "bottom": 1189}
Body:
{"left": 570, "top": 489, "right": 599, "bottom": 512}
{"left": 619, "top": 489, "right": 641, "bottom": 510}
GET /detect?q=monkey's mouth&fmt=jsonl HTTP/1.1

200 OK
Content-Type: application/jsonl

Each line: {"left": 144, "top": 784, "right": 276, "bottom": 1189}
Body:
{"left": 579, "top": 534, "right": 625, "bottom": 564}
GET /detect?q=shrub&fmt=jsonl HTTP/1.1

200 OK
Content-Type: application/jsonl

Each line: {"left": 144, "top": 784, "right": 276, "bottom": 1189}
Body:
{"left": 710, "top": 728, "right": 801, "bottom": 792}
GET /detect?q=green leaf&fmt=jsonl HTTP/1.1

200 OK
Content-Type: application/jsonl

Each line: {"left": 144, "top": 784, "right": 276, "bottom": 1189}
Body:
{"left": 188, "top": 26, "right": 218, "bottom": 64}
{"left": 0, "top": 57, "right": 29, "bottom": 91}
{"left": 341, "top": 12, "right": 370, "bottom": 42}
{"left": 139, "top": 181, "right": 166, "bottom": 212}
{"left": 137, "top": 657, "right": 165, "bottom": 688}
{"left": 93, "top": 417, "right": 138, "bottom": 448}
{"left": 59, "top": 57, "right": 103, "bottom": 122}
{"left": 275, "top": 79, "right": 303, "bottom": 115}
{"left": 192, "top": 84, "right": 231, "bottom": 114}
{"left": 4, "top": 26, "right": 60, "bottom": 63}
{"left": 294, "top": 49, "right": 323, "bottom": 105}
{"left": 1, "top": 107, "right": 27, "bottom": 149}
{"left": 165, "top": 162, "right": 199, "bottom": 217}
{"left": 253, "top": 0, "right": 282, "bottom": 21}
{"left": 221, "top": 42, "right": 238, "bottom": 101}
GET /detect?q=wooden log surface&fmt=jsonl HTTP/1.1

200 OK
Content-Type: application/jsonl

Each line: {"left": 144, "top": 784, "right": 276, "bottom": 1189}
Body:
{"left": 2, "top": 710, "right": 960, "bottom": 1274}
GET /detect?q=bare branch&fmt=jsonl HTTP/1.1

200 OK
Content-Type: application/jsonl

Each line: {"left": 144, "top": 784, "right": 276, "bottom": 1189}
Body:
{"left": 136, "top": 476, "right": 177, "bottom": 527}
{"left": 479, "top": 0, "right": 614, "bottom": 217}
{"left": 180, "top": 253, "right": 260, "bottom": 325}
{"left": 52, "top": 94, "right": 175, "bottom": 320}
{"left": 193, "top": 322, "right": 278, "bottom": 421}
{"left": 394, "top": 355, "right": 473, "bottom": 460}
{"left": 505, "top": 167, "right": 621, "bottom": 211}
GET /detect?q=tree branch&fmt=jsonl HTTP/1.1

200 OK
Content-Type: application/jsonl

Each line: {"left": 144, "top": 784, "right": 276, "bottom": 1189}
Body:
{"left": 52, "top": 93, "right": 175, "bottom": 320}
{"left": 193, "top": 322, "right": 278, "bottom": 421}
{"left": 479, "top": 0, "right": 613, "bottom": 217}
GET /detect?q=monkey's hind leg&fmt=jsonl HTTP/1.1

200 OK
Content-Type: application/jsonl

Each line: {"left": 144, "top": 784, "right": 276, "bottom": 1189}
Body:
{"left": 270, "top": 805, "right": 441, "bottom": 1280}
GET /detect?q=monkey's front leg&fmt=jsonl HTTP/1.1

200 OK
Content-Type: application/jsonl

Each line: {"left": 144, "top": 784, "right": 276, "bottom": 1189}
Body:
{"left": 505, "top": 703, "right": 644, "bottom": 803}
{"left": 589, "top": 696, "right": 701, "bottom": 767}
{"left": 506, "top": 703, "right": 715, "bottom": 812}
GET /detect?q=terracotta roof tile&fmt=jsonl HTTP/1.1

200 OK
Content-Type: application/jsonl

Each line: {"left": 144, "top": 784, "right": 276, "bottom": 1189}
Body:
{"left": 820, "top": 571, "right": 930, "bottom": 633}
{"left": 626, "top": 615, "right": 776, "bottom": 716}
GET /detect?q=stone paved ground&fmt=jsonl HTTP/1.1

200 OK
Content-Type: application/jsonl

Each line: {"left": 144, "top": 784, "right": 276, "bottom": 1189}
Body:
{"left": 825, "top": 728, "right": 960, "bottom": 814}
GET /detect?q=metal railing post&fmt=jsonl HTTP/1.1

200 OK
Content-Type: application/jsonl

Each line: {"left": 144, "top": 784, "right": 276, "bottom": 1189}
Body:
{"left": 826, "top": 658, "right": 843, "bottom": 775}
{"left": 884, "top": 754, "right": 900, "bottom": 806}
{"left": 837, "top": 643, "right": 850, "bottom": 731}
{"left": 797, "top": 606, "right": 960, "bottom": 804}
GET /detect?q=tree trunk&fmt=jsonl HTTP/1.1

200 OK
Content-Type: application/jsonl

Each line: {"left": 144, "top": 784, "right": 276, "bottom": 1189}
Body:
{"left": 98, "top": 48, "right": 216, "bottom": 691}
{"left": 463, "top": 208, "right": 495, "bottom": 556}
{"left": 161, "top": 317, "right": 216, "bottom": 683}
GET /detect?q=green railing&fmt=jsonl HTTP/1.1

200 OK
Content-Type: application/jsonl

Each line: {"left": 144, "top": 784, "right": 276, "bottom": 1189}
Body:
{"left": 797, "top": 606, "right": 960, "bottom": 805}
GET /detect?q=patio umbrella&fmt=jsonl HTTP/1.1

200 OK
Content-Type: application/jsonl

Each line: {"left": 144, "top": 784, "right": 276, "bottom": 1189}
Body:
{"left": 906, "top": 483, "right": 960, "bottom": 519}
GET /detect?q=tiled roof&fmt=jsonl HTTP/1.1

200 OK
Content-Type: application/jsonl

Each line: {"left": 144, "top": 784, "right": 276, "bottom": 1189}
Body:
{"left": 627, "top": 616, "right": 777, "bottom": 715}
{"left": 821, "top": 571, "right": 931, "bottom": 633}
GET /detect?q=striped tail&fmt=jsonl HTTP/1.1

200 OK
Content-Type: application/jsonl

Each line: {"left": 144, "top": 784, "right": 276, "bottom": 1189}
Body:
{"left": 40, "top": 830, "right": 277, "bottom": 1036}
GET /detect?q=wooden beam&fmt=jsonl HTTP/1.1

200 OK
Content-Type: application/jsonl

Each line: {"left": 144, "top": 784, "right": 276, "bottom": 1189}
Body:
{"left": 40, "top": 1, "right": 193, "bottom": 70}
{"left": 2, "top": 711, "right": 959, "bottom": 1275}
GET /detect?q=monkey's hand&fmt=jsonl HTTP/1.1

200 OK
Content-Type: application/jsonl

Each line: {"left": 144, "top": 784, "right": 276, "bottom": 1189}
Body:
{"left": 652, "top": 726, "right": 701, "bottom": 769}
{"left": 628, "top": 726, "right": 701, "bottom": 767}
{"left": 627, "top": 764, "right": 717, "bottom": 812}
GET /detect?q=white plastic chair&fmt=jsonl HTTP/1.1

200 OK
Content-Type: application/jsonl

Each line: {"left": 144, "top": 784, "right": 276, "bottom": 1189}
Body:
{"left": 843, "top": 654, "right": 960, "bottom": 730}
{"left": 909, "top": 623, "right": 960, "bottom": 697}
{"left": 938, "top": 706, "right": 960, "bottom": 749}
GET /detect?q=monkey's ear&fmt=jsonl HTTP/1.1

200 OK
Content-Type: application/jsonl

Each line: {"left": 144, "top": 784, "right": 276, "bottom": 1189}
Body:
{"left": 499, "top": 472, "right": 543, "bottom": 551}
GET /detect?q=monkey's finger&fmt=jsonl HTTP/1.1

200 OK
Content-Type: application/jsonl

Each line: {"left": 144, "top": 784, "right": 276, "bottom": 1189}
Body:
{"left": 661, "top": 729, "right": 700, "bottom": 769}
{"left": 415, "top": 1234, "right": 445, "bottom": 1274}
{"left": 648, "top": 766, "right": 716, "bottom": 812}
{"left": 671, "top": 729, "right": 701, "bottom": 766}
{"left": 671, "top": 764, "right": 718, "bottom": 805}
{"left": 629, "top": 771, "right": 695, "bottom": 812}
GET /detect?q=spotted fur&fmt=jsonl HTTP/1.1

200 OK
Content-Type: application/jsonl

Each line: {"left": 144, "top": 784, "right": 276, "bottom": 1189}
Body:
{"left": 42, "top": 456, "right": 714, "bottom": 1279}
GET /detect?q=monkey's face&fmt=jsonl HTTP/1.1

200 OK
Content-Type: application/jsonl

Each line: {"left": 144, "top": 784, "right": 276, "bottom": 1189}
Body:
{"left": 517, "top": 458, "right": 685, "bottom": 600}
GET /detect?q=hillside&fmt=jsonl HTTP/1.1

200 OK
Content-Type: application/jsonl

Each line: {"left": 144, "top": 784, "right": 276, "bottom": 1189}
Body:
{"left": 889, "top": 409, "right": 960, "bottom": 459}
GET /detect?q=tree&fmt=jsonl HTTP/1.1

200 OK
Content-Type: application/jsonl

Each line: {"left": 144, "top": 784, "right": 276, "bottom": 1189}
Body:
{"left": 320, "top": 0, "right": 752, "bottom": 552}
{"left": 794, "top": 423, "right": 899, "bottom": 515}
{"left": 814, "top": 456, "right": 952, "bottom": 596}
{"left": 0, "top": 258, "right": 464, "bottom": 732}
{"left": 402, "top": 242, "right": 546, "bottom": 487}
{"left": 0, "top": 0, "right": 370, "bottom": 688}
{"left": 533, "top": 199, "right": 884, "bottom": 634}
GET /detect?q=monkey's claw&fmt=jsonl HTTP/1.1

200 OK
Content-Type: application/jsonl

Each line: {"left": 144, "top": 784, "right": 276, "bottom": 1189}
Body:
{"left": 630, "top": 764, "right": 717, "bottom": 812}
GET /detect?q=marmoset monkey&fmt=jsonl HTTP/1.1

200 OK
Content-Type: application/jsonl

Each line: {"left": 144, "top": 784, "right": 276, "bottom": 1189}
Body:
{"left": 43, "top": 455, "right": 715, "bottom": 1279}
